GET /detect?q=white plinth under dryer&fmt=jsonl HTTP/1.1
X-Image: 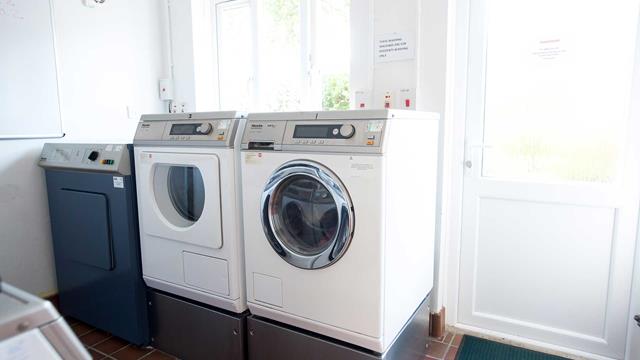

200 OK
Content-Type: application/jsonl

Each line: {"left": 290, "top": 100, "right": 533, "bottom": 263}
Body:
{"left": 134, "top": 112, "right": 247, "bottom": 313}
{"left": 241, "top": 110, "right": 440, "bottom": 353}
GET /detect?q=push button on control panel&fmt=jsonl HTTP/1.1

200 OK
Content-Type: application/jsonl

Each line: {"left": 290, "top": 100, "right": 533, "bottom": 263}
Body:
{"left": 88, "top": 151, "right": 99, "bottom": 161}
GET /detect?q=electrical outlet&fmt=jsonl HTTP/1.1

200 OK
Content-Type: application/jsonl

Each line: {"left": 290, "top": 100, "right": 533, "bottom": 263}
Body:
{"left": 354, "top": 90, "right": 370, "bottom": 109}
{"left": 398, "top": 88, "right": 415, "bottom": 109}
{"left": 383, "top": 91, "right": 394, "bottom": 109}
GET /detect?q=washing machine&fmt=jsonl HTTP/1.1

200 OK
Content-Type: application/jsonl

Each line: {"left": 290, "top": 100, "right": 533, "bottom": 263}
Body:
{"left": 241, "top": 110, "right": 440, "bottom": 355}
{"left": 133, "top": 112, "right": 247, "bottom": 313}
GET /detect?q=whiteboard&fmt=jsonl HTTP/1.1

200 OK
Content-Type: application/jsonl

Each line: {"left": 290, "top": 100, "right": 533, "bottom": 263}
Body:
{"left": 0, "top": 0, "right": 63, "bottom": 139}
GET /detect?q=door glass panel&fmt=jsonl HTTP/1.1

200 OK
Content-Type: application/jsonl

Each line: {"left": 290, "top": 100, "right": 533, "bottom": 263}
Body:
{"left": 271, "top": 175, "right": 338, "bottom": 255}
{"left": 481, "top": 0, "right": 639, "bottom": 183}
{"left": 167, "top": 166, "right": 205, "bottom": 222}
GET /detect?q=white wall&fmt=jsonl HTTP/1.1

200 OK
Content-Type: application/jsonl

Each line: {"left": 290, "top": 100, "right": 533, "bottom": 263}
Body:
{"left": 350, "top": 0, "right": 450, "bottom": 314}
{"left": 0, "top": 0, "right": 167, "bottom": 296}
{"left": 350, "top": 0, "right": 448, "bottom": 113}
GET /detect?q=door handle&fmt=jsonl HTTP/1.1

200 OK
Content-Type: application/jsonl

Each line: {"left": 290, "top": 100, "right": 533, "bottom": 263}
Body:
{"left": 635, "top": 314, "right": 640, "bottom": 327}
{"left": 464, "top": 143, "right": 493, "bottom": 169}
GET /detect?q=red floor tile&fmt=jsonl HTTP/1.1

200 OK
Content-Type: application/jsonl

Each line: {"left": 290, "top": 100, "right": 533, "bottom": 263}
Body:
{"left": 451, "top": 334, "right": 463, "bottom": 347}
{"left": 445, "top": 346, "right": 458, "bottom": 360}
{"left": 93, "top": 336, "right": 129, "bottom": 355}
{"left": 141, "top": 350, "right": 177, "bottom": 359}
{"left": 87, "top": 348, "right": 106, "bottom": 360}
{"left": 426, "top": 340, "right": 449, "bottom": 359}
{"left": 111, "top": 345, "right": 154, "bottom": 360}
{"left": 80, "top": 330, "right": 111, "bottom": 347}
{"left": 71, "top": 322, "right": 94, "bottom": 337}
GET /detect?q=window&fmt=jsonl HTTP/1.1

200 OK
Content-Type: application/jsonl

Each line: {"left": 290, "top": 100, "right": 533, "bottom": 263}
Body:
{"left": 214, "top": 0, "right": 351, "bottom": 111}
{"left": 480, "top": 0, "right": 638, "bottom": 183}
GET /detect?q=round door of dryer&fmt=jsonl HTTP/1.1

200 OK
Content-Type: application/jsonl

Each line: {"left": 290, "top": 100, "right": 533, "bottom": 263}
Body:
{"left": 260, "top": 161, "right": 354, "bottom": 269}
{"left": 137, "top": 151, "right": 223, "bottom": 249}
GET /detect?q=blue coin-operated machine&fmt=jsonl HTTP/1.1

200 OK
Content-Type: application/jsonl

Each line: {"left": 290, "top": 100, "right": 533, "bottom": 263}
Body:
{"left": 39, "top": 143, "right": 149, "bottom": 345}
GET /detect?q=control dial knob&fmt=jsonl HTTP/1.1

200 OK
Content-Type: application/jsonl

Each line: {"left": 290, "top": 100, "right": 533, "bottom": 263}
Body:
{"left": 339, "top": 124, "right": 355, "bottom": 138}
{"left": 196, "top": 123, "right": 213, "bottom": 135}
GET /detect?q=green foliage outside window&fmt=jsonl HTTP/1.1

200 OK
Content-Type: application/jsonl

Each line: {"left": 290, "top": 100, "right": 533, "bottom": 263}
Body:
{"left": 322, "top": 74, "right": 350, "bottom": 110}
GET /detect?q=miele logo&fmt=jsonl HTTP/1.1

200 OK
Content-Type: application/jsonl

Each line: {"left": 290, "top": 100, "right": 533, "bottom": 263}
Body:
{"left": 251, "top": 124, "right": 264, "bottom": 129}
{"left": 141, "top": 124, "right": 151, "bottom": 128}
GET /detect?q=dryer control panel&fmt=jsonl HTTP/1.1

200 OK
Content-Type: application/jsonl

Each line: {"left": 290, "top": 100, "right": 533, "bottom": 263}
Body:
{"left": 133, "top": 112, "right": 246, "bottom": 147}
{"left": 38, "top": 143, "right": 131, "bottom": 175}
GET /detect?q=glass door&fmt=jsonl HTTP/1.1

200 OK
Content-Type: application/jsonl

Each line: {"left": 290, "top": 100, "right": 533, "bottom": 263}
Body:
{"left": 154, "top": 165, "right": 206, "bottom": 227}
{"left": 458, "top": 0, "right": 640, "bottom": 357}
{"left": 261, "top": 161, "right": 354, "bottom": 269}
{"left": 137, "top": 151, "right": 223, "bottom": 250}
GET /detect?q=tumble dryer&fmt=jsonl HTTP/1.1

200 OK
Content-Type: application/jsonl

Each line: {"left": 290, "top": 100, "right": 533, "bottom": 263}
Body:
{"left": 39, "top": 143, "right": 149, "bottom": 345}
{"left": 241, "top": 110, "right": 440, "bottom": 355}
{"left": 134, "top": 112, "right": 247, "bottom": 313}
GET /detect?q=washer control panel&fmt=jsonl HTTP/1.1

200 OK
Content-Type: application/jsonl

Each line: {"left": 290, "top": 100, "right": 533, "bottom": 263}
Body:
{"left": 242, "top": 119, "right": 386, "bottom": 151}
{"left": 38, "top": 143, "right": 131, "bottom": 175}
{"left": 285, "top": 120, "right": 383, "bottom": 147}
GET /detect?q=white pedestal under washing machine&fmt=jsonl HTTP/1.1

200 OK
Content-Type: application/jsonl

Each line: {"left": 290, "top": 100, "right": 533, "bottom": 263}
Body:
{"left": 240, "top": 110, "right": 440, "bottom": 354}
{"left": 134, "top": 111, "right": 247, "bottom": 314}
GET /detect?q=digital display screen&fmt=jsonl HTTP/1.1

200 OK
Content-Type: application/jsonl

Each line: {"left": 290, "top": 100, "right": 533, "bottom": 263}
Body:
{"left": 170, "top": 123, "right": 199, "bottom": 135}
{"left": 293, "top": 125, "right": 335, "bottom": 139}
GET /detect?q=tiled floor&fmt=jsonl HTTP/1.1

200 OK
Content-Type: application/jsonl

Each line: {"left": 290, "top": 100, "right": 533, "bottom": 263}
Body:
{"left": 425, "top": 330, "right": 463, "bottom": 360}
{"left": 66, "top": 317, "right": 178, "bottom": 360}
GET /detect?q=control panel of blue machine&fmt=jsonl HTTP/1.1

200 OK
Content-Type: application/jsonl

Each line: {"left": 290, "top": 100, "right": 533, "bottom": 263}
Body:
{"left": 38, "top": 143, "right": 131, "bottom": 175}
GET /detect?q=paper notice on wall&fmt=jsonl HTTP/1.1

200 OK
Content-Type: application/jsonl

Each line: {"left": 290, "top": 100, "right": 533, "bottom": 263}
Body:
{"left": 375, "top": 32, "right": 415, "bottom": 63}
{"left": 532, "top": 38, "right": 567, "bottom": 61}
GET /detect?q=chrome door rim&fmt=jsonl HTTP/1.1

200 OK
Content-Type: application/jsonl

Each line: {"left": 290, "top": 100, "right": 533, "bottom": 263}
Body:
{"left": 260, "top": 160, "right": 354, "bottom": 269}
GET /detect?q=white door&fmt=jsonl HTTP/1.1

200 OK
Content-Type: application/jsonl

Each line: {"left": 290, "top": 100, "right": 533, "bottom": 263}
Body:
{"left": 137, "top": 151, "right": 223, "bottom": 249}
{"left": 458, "top": 0, "right": 640, "bottom": 358}
{"left": 629, "top": 235, "right": 640, "bottom": 359}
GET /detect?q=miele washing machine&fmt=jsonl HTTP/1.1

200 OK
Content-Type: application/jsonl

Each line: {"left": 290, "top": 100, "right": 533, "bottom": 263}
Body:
{"left": 133, "top": 112, "right": 248, "bottom": 359}
{"left": 241, "top": 110, "right": 440, "bottom": 358}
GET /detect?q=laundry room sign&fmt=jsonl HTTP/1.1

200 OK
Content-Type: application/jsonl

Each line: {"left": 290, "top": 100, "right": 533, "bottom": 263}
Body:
{"left": 375, "top": 32, "right": 415, "bottom": 63}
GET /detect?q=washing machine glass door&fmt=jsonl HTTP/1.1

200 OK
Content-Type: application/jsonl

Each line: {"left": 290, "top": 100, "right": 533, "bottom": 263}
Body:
{"left": 261, "top": 161, "right": 354, "bottom": 269}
